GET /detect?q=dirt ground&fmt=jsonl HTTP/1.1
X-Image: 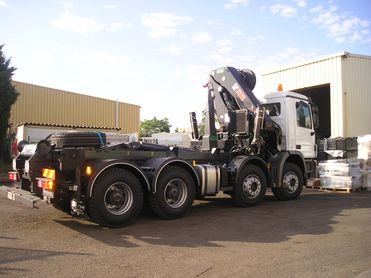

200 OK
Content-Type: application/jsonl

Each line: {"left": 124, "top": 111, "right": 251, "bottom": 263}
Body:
{"left": 1, "top": 188, "right": 371, "bottom": 278}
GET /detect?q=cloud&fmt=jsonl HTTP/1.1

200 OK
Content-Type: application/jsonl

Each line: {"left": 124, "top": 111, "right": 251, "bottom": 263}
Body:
{"left": 106, "top": 22, "right": 123, "bottom": 32}
{"left": 104, "top": 4, "right": 116, "bottom": 9}
{"left": 216, "top": 39, "right": 233, "bottom": 53}
{"left": 88, "top": 50, "right": 128, "bottom": 66}
{"left": 0, "top": 0, "right": 7, "bottom": 7}
{"left": 310, "top": 4, "right": 371, "bottom": 44}
{"left": 224, "top": 0, "right": 248, "bottom": 10}
{"left": 51, "top": 6, "right": 126, "bottom": 34}
{"left": 270, "top": 4, "right": 297, "bottom": 18}
{"left": 257, "top": 47, "right": 318, "bottom": 73}
{"left": 230, "top": 29, "right": 243, "bottom": 36}
{"left": 293, "top": 0, "right": 307, "bottom": 8}
{"left": 142, "top": 13, "right": 192, "bottom": 39}
{"left": 185, "top": 64, "right": 211, "bottom": 83}
{"left": 51, "top": 9, "right": 103, "bottom": 33}
{"left": 191, "top": 31, "right": 212, "bottom": 43}
{"left": 158, "top": 44, "right": 185, "bottom": 55}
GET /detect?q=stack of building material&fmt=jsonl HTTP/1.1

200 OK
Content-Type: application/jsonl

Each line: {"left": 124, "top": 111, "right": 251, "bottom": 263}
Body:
{"left": 317, "top": 137, "right": 358, "bottom": 161}
{"left": 358, "top": 135, "right": 371, "bottom": 191}
{"left": 318, "top": 160, "right": 362, "bottom": 192}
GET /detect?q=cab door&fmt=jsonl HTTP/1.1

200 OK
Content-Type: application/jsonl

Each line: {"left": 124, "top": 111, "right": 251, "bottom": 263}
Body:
{"left": 294, "top": 100, "right": 316, "bottom": 158}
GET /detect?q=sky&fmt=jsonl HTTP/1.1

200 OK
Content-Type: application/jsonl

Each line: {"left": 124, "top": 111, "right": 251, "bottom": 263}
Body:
{"left": 1, "top": 0, "right": 371, "bottom": 131}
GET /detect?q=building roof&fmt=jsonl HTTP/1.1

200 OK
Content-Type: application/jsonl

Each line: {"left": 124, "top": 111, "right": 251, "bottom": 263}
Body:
{"left": 12, "top": 80, "right": 141, "bottom": 108}
{"left": 18, "top": 122, "right": 121, "bottom": 131}
{"left": 262, "top": 51, "right": 371, "bottom": 76}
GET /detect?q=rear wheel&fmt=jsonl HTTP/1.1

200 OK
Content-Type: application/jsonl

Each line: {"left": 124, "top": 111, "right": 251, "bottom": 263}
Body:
{"left": 272, "top": 162, "right": 303, "bottom": 200}
{"left": 88, "top": 168, "right": 143, "bottom": 228}
{"left": 149, "top": 166, "right": 195, "bottom": 219}
{"left": 233, "top": 165, "right": 267, "bottom": 207}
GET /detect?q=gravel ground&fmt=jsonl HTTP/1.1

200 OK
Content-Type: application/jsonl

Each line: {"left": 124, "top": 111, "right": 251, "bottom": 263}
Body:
{"left": 1, "top": 187, "right": 371, "bottom": 278}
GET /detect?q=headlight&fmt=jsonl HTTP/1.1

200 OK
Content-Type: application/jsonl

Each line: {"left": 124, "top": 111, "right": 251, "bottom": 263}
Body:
{"left": 24, "top": 160, "right": 30, "bottom": 174}
{"left": 12, "top": 159, "right": 17, "bottom": 171}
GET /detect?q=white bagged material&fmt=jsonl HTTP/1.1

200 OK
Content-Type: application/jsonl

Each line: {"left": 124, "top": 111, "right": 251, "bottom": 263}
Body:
{"left": 318, "top": 161, "right": 361, "bottom": 177}
{"left": 320, "top": 174, "right": 362, "bottom": 189}
{"left": 368, "top": 172, "right": 371, "bottom": 191}
{"left": 358, "top": 134, "right": 371, "bottom": 163}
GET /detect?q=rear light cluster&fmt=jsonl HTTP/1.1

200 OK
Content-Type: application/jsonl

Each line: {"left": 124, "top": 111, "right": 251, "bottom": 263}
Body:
{"left": 8, "top": 171, "right": 18, "bottom": 182}
{"left": 36, "top": 168, "right": 56, "bottom": 190}
{"left": 37, "top": 178, "right": 54, "bottom": 190}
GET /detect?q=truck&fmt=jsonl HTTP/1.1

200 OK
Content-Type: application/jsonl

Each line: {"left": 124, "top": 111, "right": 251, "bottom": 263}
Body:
{"left": 14, "top": 66, "right": 319, "bottom": 227}
{"left": 9, "top": 129, "right": 137, "bottom": 194}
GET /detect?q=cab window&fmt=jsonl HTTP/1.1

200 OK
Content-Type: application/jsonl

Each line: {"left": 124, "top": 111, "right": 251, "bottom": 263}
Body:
{"left": 296, "top": 101, "right": 312, "bottom": 129}
{"left": 263, "top": 103, "right": 281, "bottom": 117}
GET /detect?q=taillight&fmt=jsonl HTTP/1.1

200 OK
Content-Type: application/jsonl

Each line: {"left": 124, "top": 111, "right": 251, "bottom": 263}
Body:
{"left": 42, "top": 168, "right": 55, "bottom": 180}
{"left": 37, "top": 178, "right": 54, "bottom": 190}
{"left": 8, "top": 171, "right": 18, "bottom": 181}
{"left": 86, "top": 165, "right": 92, "bottom": 176}
{"left": 38, "top": 168, "right": 56, "bottom": 191}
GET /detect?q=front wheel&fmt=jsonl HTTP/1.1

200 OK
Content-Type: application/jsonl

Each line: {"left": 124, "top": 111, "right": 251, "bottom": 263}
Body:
{"left": 88, "top": 168, "right": 143, "bottom": 228}
{"left": 272, "top": 162, "right": 303, "bottom": 201}
{"left": 232, "top": 165, "right": 267, "bottom": 207}
{"left": 149, "top": 166, "right": 195, "bottom": 219}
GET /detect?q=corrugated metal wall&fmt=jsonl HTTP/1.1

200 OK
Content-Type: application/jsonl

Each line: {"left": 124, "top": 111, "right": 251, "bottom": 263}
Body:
{"left": 262, "top": 53, "right": 346, "bottom": 137}
{"left": 342, "top": 55, "right": 371, "bottom": 136}
{"left": 9, "top": 81, "right": 140, "bottom": 134}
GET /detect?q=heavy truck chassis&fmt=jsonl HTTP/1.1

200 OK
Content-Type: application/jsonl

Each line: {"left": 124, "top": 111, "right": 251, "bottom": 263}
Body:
{"left": 18, "top": 66, "right": 317, "bottom": 228}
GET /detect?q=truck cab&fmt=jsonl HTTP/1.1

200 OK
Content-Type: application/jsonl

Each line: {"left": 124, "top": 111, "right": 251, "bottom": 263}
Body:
{"left": 263, "top": 91, "right": 318, "bottom": 159}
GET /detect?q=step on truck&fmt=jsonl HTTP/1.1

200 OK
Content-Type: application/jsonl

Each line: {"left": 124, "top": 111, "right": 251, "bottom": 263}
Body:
{"left": 16, "top": 66, "right": 319, "bottom": 227}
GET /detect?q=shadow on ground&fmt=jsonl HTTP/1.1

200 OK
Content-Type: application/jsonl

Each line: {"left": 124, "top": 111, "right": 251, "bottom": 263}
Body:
{"left": 54, "top": 190, "right": 371, "bottom": 248}
{"left": 0, "top": 246, "right": 91, "bottom": 275}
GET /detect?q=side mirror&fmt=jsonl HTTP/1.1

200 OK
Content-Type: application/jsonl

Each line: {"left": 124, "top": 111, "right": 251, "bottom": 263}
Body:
{"left": 311, "top": 102, "right": 320, "bottom": 131}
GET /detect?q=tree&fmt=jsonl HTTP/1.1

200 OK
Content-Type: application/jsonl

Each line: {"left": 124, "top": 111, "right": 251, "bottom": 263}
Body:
{"left": 0, "top": 44, "right": 19, "bottom": 161}
{"left": 198, "top": 109, "right": 206, "bottom": 136}
{"left": 140, "top": 117, "right": 171, "bottom": 138}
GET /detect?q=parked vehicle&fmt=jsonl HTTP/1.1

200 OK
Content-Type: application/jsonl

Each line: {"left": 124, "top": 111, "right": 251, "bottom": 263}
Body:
{"left": 11, "top": 66, "right": 319, "bottom": 227}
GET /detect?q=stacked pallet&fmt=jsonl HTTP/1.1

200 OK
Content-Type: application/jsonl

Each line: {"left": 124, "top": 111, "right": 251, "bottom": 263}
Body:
{"left": 358, "top": 135, "right": 371, "bottom": 191}
{"left": 318, "top": 160, "right": 362, "bottom": 192}
{"left": 317, "top": 137, "right": 358, "bottom": 161}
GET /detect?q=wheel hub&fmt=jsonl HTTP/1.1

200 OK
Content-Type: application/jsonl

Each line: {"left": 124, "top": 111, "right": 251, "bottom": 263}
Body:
{"left": 104, "top": 182, "right": 133, "bottom": 215}
{"left": 243, "top": 175, "right": 261, "bottom": 199}
{"left": 283, "top": 172, "right": 299, "bottom": 193}
{"left": 164, "top": 178, "right": 188, "bottom": 209}
{"left": 110, "top": 190, "right": 124, "bottom": 205}
{"left": 167, "top": 186, "right": 180, "bottom": 199}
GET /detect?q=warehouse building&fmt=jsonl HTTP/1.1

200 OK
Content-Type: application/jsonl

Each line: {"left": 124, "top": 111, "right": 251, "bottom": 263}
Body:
{"left": 9, "top": 81, "right": 140, "bottom": 138}
{"left": 262, "top": 52, "right": 371, "bottom": 139}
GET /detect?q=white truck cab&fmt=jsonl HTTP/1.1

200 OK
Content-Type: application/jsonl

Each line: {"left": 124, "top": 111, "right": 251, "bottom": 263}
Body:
{"left": 263, "top": 91, "right": 317, "bottom": 159}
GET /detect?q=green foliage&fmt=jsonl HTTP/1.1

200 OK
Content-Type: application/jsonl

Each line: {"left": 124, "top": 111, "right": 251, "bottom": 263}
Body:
{"left": 140, "top": 117, "right": 172, "bottom": 137}
{"left": 198, "top": 109, "right": 206, "bottom": 136}
{"left": 0, "top": 44, "right": 19, "bottom": 161}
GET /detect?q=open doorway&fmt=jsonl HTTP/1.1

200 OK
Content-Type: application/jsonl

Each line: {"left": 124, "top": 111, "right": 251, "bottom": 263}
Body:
{"left": 294, "top": 84, "right": 331, "bottom": 139}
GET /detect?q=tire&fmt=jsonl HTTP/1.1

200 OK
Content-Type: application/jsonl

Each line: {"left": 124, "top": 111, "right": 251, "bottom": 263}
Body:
{"left": 88, "top": 168, "right": 143, "bottom": 228}
{"left": 53, "top": 192, "right": 71, "bottom": 213}
{"left": 272, "top": 163, "right": 303, "bottom": 201}
{"left": 241, "top": 69, "right": 256, "bottom": 90}
{"left": 149, "top": 166, "right": 195, "bottom": 219}
{"left": 232, "top": 165, "right": 267, "bottom": 207}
